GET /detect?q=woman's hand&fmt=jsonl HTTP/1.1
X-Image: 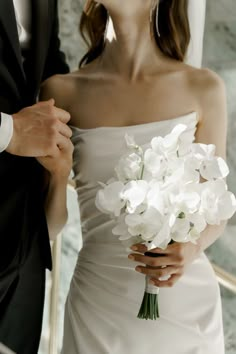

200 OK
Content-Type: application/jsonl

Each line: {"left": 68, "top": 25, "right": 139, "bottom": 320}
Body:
{"left": 128, "top": 241, "right": 201, "bottom": 287}
{"left": 36, "top": 136, "right": 74, "bottom": 179}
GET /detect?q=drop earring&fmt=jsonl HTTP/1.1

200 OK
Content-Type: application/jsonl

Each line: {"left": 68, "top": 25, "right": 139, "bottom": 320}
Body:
{"left": 84, "top": 0, "right": 95, "bottom": 15}
{"left": 156, "top": 2, "right": 161, "bottom": 37}
{"left": 150, "top": 1, "right": 161, "bottom": 38}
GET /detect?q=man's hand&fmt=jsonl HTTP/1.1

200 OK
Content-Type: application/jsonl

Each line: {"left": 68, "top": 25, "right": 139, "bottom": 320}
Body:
{"left": 6, "top": 99, "right": 72, "bottom": 157}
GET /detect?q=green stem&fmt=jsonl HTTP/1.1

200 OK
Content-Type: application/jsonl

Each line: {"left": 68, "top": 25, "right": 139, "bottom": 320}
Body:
{"left": 137, "top": 292, "right": 159, "bottom": 320}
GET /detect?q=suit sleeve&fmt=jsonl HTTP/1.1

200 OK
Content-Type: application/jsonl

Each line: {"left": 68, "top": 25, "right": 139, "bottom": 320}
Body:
{"left": 42, "top": 0, "right": 70, "bottom": 81}
{"left": 0, "top": 113, "right": 13, "bottom": 152}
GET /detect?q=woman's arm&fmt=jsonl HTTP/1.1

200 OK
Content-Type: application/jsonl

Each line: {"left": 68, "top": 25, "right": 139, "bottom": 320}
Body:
{"left": 38, "top": 140, "right": 73, "bottom": 240}
{"left": 128, "top": 69, "right": 228, "bottom": 287}
{"left": 193, "top": 68, "right": 228, "bottom": 250}
{"left": 46, "top": 176, "right": 68, "bottom": 240}
{"left": 38, "top": 136, "right": 73, "bottom": 240}
{"left": 38, "top": 78, "right": 73, "bottom": 240}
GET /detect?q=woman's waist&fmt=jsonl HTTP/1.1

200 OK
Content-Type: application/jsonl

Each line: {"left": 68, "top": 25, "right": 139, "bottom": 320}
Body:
{"left": 80, "top": 214, "right": 117, "bottom": 240}
{"left": 78, "top": 238, "right": 131, "bottom": 266}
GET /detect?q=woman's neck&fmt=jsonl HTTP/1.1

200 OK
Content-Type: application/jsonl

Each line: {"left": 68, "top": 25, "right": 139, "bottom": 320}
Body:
{"left": 99, "top": 6, "right": 167, "bottom": 81}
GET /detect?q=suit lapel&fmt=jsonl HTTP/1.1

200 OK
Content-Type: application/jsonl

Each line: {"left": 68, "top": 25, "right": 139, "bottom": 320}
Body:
{"left": 0, "top": 0, "right": 26, "bottom": 81}
{"left": 31, "top": 0, "right": 50, "bottom": 83}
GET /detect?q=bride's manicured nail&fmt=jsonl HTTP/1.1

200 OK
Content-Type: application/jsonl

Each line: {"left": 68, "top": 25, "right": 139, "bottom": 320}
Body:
{"left": 128, "top": 255, "right": 135, "bottom": 260}
{"left": 131, "top": 246, "right": 138, "bottom": 251}
{"left": 136, "top": 267, "right": 142, "bottom": 273}
{"left": 149, "top": 280, "right": 156, "bottom": 285}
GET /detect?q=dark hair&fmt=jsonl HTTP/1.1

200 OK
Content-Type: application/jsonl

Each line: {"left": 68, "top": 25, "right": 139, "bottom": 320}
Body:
{"left": 79, "top": 0, "right": 190, "bottom": 67}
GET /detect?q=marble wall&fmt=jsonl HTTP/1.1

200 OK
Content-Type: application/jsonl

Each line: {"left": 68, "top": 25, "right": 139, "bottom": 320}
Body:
{"left": 58, "top": 0, "right": 85, "bottom": 70}
{"left": 39, "top": 1, "right": 236, "bottom": 353}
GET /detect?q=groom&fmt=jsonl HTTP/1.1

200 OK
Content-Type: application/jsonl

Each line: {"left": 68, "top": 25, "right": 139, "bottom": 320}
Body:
{"left": 0, "top": 0, "right": 70, "bottom": 352}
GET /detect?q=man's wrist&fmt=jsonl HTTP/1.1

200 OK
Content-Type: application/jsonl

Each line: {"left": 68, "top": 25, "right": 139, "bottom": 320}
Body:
{"left": 0, "top": 113, "right": 14, "bottom": 152}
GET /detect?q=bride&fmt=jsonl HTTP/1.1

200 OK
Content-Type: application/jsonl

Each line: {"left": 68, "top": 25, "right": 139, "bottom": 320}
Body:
{"left": 41, "top": 0, "right": 226, "bottom": 353}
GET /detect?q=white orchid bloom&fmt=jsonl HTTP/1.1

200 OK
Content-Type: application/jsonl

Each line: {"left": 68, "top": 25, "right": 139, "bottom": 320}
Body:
{"left": 171, "top": 212, "right": 206, "bottom": 243}
{"left": 115, "top": 152, "right": 143, "bottom": 182}
{"left": 187, "top": 213, "right": 207, "bottom": 241}
{"left": 121, "top": 180, "right": 149, "bottom": 213}
{"left": 95, "top": 181, "right": 125, "bottom": 216}
{"left": 125, "top": 207, "right": 164, "bottom": 241}
{"left": 200, "top": 157, "right": 229, "bottom": 180}
{"left": 191, "top": 143, "right": 216, "bottom": 160}
{"left": 146, "top": 180, "right": 165, "bottom": 214}
{"left": 151, "top": 214, "right": 175, "bottom": 249}
{"left": 191, "top": 143, "right": 229, "bottom": 180}
{"left": 163, "top": 156, "right": 200, "bottom": 189}
{"left": 143, "top": 149, "right": 166, "bottom": 179}
{"left": 182, "top": 156, "right": 201, "bottom": 183}
{"left": 169, "top": 190, "right": 201, "bottom": 214}
{"left": 200, "top": 180, "right": 236, "bottom": 224}
{"left": 112, "top": 214, "right": 131, "bottom": 240}
{"left": 171, "top": 218, "right": 191, "bottom": 243}
{"left": 151, "top": 124, "right": 187, "bottom": 157}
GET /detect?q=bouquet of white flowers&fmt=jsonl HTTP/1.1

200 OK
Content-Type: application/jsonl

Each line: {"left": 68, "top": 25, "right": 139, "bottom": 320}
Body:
{"left": 95, "top": 124, "right": 236, "bottom": 320}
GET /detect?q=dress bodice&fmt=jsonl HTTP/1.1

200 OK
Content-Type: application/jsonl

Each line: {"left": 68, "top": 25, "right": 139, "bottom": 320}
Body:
{"left": 71, "top": 112, "right": 198, "bottom": 238}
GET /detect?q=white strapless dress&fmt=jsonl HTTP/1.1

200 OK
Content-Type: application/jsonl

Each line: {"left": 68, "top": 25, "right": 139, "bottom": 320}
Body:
{"left": 62, "top": 112, "right": 225, "bottom": 354}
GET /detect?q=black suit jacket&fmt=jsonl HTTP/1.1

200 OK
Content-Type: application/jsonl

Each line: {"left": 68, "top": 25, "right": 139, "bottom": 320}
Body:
{"left": 0, "top": 0, "right": 69, "bottom": 305}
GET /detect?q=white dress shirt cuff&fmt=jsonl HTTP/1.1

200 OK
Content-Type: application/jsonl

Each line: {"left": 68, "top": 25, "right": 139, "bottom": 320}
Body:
{"left": 0, "top": 113, "right": 14, "bottom": 152}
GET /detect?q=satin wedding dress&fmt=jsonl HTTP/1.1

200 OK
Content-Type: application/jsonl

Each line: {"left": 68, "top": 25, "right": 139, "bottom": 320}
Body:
{"left": 62, "top": 112, "right": 225, "bottom": 354}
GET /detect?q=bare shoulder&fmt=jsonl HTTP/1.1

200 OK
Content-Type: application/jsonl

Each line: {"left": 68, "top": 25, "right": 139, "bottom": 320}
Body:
{"left": 187, "top": 68, "right": 225, "bottom": 101}
{"left": 40, "top": 63, "right": 101, "bottom": 106}
{"left": 40, "top": 73, "right": 79, "bottom": 111}
{"left": 186, "top": 67, "right": 227, "bottom": 122}
{"left": 184, "top": 67, "right": 227, "bottom": 156}
{"left": 188, "top": 67, "right": 225, "bottom": 95}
